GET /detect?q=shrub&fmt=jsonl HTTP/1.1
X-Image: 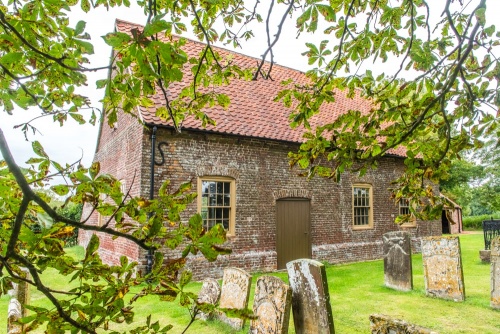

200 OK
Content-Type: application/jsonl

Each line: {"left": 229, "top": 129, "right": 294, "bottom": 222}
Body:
{"left": 463, "top": 213, "right": 500, "bottom": 230}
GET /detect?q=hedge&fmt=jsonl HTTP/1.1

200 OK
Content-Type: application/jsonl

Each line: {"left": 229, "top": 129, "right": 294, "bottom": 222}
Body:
{"left": 463, "top": 214, "right": 500, "bottom": 230}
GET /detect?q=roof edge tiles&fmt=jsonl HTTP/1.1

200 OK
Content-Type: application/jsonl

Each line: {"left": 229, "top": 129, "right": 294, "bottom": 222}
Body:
{"left": 114, "top": 19, "right": 407, "bottom": 158}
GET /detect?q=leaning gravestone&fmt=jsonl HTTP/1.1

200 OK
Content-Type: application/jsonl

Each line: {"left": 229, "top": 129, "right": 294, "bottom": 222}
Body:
{"left": 383, "top": 231, "right": 413, "bottom": 291}
{"left": 490, "top": 236, "right": 500, "bottom": 309}
{"left": 421, "top": 236, "right": 465, "bottom": 301}
{"left": 217, "top": 267, "right": 252, "bottom": 330}
{"left": 197, "top": 278, "right": 221, "bottom": 320}
{"left": 249, "top": 275, "right": 292, "bottom": 334}
{"left": 7, "top": 298, "right": 22, "bottom": 334}
{"left": 286, "top": 259, "right": 335, "bottom": 334}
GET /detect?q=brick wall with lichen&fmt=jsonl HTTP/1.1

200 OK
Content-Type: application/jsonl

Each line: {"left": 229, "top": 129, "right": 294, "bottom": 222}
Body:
{"left": 78, "top": 108, "right": 145, "bottom": 266}
{"left": 131, "top": 127, "right": 442, "bottom": 279}
{"left": 79, "top": 122, "right": 442, "bottom": 279}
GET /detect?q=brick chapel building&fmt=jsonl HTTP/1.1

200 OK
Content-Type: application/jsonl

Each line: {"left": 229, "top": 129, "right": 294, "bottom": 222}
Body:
{"left": 78, "top": 20, "right": 442, "bottom": 278}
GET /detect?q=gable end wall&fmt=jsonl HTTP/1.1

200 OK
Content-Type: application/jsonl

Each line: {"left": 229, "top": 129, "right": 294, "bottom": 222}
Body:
{"left": 78, "top": 109, "right": 145, "bottom": 265}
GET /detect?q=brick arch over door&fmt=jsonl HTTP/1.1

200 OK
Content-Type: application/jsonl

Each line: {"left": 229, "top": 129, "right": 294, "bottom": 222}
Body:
{"left": 272, "top": 189, "right": 312, "bottom": 204}
{"left": 276, "top": 198, "right": 312, "bottom": 269}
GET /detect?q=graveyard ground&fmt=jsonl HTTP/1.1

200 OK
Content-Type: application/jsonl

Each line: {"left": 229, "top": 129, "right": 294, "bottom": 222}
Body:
{"left": 2, "top": 233, "right": 500, "bottom": 333}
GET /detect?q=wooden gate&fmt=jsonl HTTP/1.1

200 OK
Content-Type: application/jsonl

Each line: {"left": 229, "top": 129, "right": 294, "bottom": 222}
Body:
{"left": 276, "top": 198, "right": 312, "bottom": 269}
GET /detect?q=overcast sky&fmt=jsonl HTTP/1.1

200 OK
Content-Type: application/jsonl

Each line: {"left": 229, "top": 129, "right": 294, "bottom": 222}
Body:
{"left": 2, "top": 1, "right": 498, "bottom": 172}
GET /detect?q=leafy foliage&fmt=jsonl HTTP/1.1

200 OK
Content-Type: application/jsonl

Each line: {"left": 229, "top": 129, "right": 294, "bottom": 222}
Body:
{"left": 441, "top": 138, "right": 500, "bottom": 215}
{"left": 0, "top": 0, "right": 499, "bottom": 332}
{"left": 462, "top": 213, "right": 500, "bottom": 230}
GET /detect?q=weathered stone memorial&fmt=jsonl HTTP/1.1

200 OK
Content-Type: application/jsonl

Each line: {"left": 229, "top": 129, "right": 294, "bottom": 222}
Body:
{"left": 217, "top": 267, "right": 251, "bottom": 330}
{"left": 286, "top": 259, "right": 335, "bottom": 334}
{"left": 490, "top": 236, "right": 500, "bottom": 309}
{"left": 421, "top": 236, "right": 465, "bottom": 301}
{"left": 7, "top": 268, "right": 31, "bottom": 318}
{"left": 383, "top": 231, "right": 413, "bottom": 291}
{"left": 196, "top": 278, "right": 221, "bottom": 320}
{"left": 249, "top": 275, "right": 292, "bottom": 334}
{"left": 7, "top": 298, "right": 22, "bottom": 334}
{"left": 370, "top": 314, "right": 438, "bottom": 334}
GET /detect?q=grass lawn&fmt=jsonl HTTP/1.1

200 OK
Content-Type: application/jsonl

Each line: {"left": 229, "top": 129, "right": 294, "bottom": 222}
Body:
{"left": 2, "top": 233, "right": 500, "bottom": 333}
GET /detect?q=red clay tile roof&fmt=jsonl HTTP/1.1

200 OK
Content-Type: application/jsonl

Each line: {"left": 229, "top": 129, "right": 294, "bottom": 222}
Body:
{"left": 115, "top": 19, "right": 407, "bottom": 157}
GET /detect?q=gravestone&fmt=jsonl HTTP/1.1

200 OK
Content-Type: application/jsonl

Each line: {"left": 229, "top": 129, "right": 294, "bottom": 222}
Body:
{"left": 370, "top": 314, "right": 438, "bottom": 334}
{"left": 249, "top": 276, "right": 292, "bottom": 334}
{"left": 7, "top": 298, "right": 22, "bottom": 334}
{"left": 197, "top": 278, "right": 221, "bottom": 320}
{"left": 490, "top": 236, "right": 500, "bottom": 309}
{"left": 421, "top": 236, "right": 465, "bottom": 301}
{"left": 286, "top": 259, "right": 335, "bottom": 334}
{"left": 383, "top": 231, "right": 413, "bottom": 291}
{"left": 7, "top": 268, "right": 30, "bottom": 318}
{"left": 17, "top": 269, "right": 30, "bottom": 318}
{"left": 217, "top": 267, "right": 251, "bottom": 330}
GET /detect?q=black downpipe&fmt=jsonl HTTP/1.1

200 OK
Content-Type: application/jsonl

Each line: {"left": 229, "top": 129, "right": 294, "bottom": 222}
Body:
{"left": 146, "top": 126, "right": 169, "bottom": 275}
{"left": 146, "top": 126, "right": 157, "bottom": 275}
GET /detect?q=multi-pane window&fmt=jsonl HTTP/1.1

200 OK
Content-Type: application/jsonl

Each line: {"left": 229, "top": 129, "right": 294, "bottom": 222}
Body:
{"left": 399, "top": 198, "right": 411, "bottom": 216}
{"left": 352, "top": 185, "right": 373, "bottom": 228}
{"left": 399, "top": 198, "right": 416, "bottom": 226}
{"left": 198, "top": 177, "right": 235, "bottom": 234}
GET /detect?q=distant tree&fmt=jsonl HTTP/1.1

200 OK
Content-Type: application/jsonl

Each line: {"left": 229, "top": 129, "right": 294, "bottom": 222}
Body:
{"left": 441, "top": 137, "right": 499, "bottom": 215}
{"left": 440, "top": 159, "right": 484, "bottom": 215}
{"left": 475, "top": 137, "right": 500, "bottom": 213}
{"left": 0, "top": 0, "right": 499, "bottom": 332}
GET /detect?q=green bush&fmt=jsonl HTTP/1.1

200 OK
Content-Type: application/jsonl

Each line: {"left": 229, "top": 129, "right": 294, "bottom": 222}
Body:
{"left": 463, "top": 213, "right": 500, "bottom": 230}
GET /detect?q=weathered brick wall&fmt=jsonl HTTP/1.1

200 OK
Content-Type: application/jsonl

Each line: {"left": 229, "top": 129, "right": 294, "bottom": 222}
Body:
{"left": 78, "top": 109, "right": 145, "bottom": 265}
{"left": 448, "top": 207, "right": 463, "bottom": 234}
{"left": 137, "top": 128, "right": 441, "bottom": 279}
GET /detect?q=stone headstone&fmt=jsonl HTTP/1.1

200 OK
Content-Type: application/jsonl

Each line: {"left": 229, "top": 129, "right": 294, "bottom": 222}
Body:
{"left": 7, "top": 298, "right": 22, "bottom": 334}
{"left": 286, "top": 259, "right": 334, "bottom": 334}
{"left": 249, "top": 276, "right": 292, "bottom": 334}
{"left": 197, "top": 278, "right": 221, "bottom": 320}
{"left": 480, "top": 249, "right": 491, "bottom": 263}
{"left": 383, "top": 231, "right": 413, "bottom": 291}
{"left": 217, "top": 267, "right": 252, "bottom": 330}
{"left": 421, "top": 236, "right": 465, "bottom": 302}
{"left": 490, "top": 236, "right": 500, "bottom": 309}
{"left": 17, "top": 269, "right": 30, "bottom": 318}
{"left": 370, "top": 314, "right": 438, "bottom": 334}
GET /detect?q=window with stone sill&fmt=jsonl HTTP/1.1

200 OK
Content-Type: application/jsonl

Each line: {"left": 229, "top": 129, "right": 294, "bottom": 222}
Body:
{"left": 352, "top": 184, "right": 373, "bottom": 229}
{"left": 197, "top": 176, "right": 236, "bottom": 235}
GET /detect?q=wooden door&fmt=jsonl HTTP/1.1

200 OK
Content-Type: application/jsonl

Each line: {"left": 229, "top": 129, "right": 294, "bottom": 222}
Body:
{"left": 276, "top": 198, "right": 312, "bottom": 269}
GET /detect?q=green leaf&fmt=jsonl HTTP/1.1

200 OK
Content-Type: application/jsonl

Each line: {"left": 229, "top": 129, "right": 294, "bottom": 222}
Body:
{"left": 75, "top": 21, "right": 86, "bottom": 35}
{"left": 89, "top": 162, "right": 100, "bottom": 179}
{"left": 1, "top": 52, "right": 23, "bottom": 64}
{"left": 102, "top": 32, "right": 132, "bottom": 47}
{"left": 51, "top": 185, "right": 69, "bottom": 196}
{"left": 69, "top": 112, "right": 86, "bottom": 124}
{"left": 81, "top": 0, "right": 90, "bottom": 12}
{"left": 32, "top": 141, "right": 48, "bottom": 158}
{"left": 475, "top": 7, "right": 486, "bottom": 26}
{"left": 85, "top": 234, "right": 100, "bottom": 261}
{"left": 179, "top": 270, "right": 192, "bottom": 288}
